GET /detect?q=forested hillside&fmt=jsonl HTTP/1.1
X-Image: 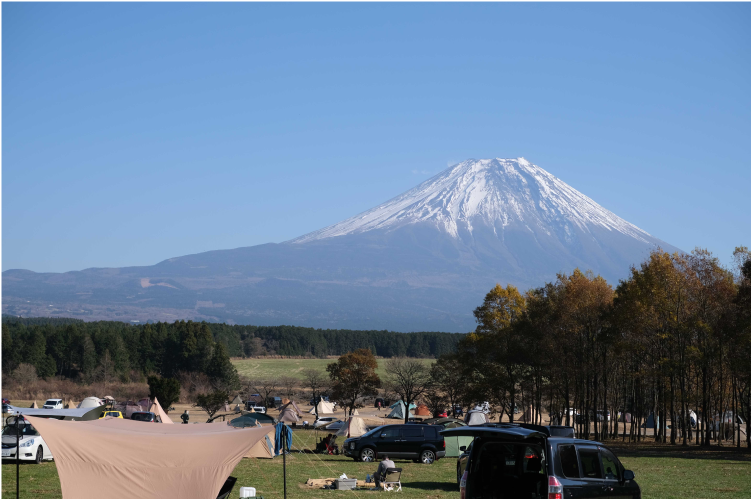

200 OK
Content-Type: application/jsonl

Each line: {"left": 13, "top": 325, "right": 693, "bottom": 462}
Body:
{"left": 1, "top": 317, "right": 461, "bottom": 383}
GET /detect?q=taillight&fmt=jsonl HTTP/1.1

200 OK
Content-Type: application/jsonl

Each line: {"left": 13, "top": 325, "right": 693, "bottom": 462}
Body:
{"left": 548, "top": 476, "right": 562, "bottom": 499}
{"left": 460, "top": 471, "right": 468, "bottom": 499}
{"left": 442, "top": 440, "right": 446, "bottom": 449}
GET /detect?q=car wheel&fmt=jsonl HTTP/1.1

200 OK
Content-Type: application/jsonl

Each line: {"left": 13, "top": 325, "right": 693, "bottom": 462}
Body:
{"left": 34, "top": 446, "right": 43, "bottom": 464}
{"left": 360, "top": 448, "right": 376, "bottom": 462}
{"left": 420, "top": 450, "right": 435, "bottom": 464}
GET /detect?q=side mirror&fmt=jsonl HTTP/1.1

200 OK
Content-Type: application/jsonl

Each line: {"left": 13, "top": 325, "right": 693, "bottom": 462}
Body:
{"left": 460, "top": 446, "right": 467, "bottom": 452}
{"left": 380, "top": 434, "right": 386, "bottom": 438}
{"left": 623, "top": 470, "right": 635, "bottom": 481}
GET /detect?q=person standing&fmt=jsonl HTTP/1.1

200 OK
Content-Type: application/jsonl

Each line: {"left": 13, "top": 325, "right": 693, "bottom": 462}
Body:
{"left": 377, "top": 400, "right": 382, "bottom": 412}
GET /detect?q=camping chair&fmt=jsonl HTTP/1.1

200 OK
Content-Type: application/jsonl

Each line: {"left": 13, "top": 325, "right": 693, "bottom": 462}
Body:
{"left": 326, "top": 435, "right": 339, "bottom": 455}
{"left": 216, "top": 476, "right": 237, "bottom": 499}
{"left": 382, "top": 468, "right": 402, "bottom": 492}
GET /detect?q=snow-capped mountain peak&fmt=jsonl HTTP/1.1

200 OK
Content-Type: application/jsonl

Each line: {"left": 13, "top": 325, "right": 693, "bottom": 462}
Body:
{"left": 291, "top": 158, "right": 651, "bottom": 245}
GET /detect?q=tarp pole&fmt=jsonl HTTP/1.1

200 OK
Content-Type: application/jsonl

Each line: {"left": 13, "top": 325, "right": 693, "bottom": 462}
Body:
{"left": 282, "top": 424, "right": 287, "bottom": 499}
{"left": 16, "top": 416, "right": 20, "bottom": 499}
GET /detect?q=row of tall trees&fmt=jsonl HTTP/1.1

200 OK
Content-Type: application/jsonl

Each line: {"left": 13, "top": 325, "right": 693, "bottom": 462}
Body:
{"left": 446, "top": 247, "right": 751, "bottom": 446}
{"left": 2, "top": 319, "right": 239, "bottom": 392}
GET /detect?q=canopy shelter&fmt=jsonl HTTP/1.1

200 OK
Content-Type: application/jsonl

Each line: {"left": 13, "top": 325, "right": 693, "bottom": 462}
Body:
{"left": 243, "top": 425, "right": 276, "bottom": 459}
{"left": 386, "top": 401, "right": 414, "bottom": 420}
{"left": 28, "top": 416, "right": 270, "bottom": 499}
{"left": 334, "top": 416, "right": 368, "bottom": 439}
{"left": 415, "top": 405, "right": 430, "bottom": 416}
{"left": 148, "top": 397, "right": 173, "bottom": 424}
{"left": 309, "top": 400, "right": 335, "bottom": 415}
{"left": 13, "top": 405, "right": 106, "bottom": 421}
{"left": 465, "top": 410, "right": 489, "bottom": 426}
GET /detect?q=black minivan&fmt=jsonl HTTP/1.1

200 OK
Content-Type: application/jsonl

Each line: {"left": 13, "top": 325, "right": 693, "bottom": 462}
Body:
{"left": 443, "top": 424, "right": 640, "bottom": 499}
{"left": 343, "top": 424, "right": 446, "bottom": 464}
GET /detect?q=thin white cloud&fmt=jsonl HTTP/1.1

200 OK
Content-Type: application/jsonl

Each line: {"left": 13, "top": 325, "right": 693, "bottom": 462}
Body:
{"left": 412, "top": 169, "right": 432, "bottom": 175}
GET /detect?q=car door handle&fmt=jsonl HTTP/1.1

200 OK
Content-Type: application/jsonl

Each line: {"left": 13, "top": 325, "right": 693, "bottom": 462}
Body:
{"left": 602, "top": 486, "right": 614, "bottom": 492}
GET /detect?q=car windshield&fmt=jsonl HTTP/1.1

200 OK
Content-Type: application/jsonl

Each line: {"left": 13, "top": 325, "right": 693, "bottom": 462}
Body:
{"left": 2, "top": 425, "right": 39, "bottom": 437}
{"left": 44, "top": 400, "right": 58, "bottom": 405}
{"left": 132, "top": 413, "right": 153, "bottom": 421}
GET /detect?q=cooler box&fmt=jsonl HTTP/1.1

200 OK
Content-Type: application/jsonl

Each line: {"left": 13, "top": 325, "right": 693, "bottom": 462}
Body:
{"left": 336, "top": 478, "right": 357, "bottom": 490}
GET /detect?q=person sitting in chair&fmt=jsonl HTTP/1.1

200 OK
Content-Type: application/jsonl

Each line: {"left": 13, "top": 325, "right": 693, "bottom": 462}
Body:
{"left": 374, "top": 455, "right": 396, "bottom": 488}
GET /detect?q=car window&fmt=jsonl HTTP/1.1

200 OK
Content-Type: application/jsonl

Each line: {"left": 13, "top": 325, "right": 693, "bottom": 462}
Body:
{"left": 559, "top": 444, "right": 580, "bottom": 478}
{"left": 578, "top": 448, "right": 603, "bottom": 479}
{"left": 380, "top": 427, "right": 400, "bottom": 439}
{"left": 402, "top": 427, "right": 423, "bottom": 439}
{"left": 523, "top": 446, "right": 543, "bottom": 474}
{"left": 600, "top": 448, "right": 620, "bottom": 481}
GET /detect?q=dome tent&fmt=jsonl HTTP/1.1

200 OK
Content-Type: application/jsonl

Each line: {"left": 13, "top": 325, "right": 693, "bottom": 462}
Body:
{"left": 415, "top": 405, "right": 430, "bottom": 416}
{"left": 386, "top": 401, "right": 415, "bottom": 420}
{"left": 78, "top": 397, "right": 103, "bottom": 409}
{"left": 465, "top": 410, "right": 489, "bottom": 426}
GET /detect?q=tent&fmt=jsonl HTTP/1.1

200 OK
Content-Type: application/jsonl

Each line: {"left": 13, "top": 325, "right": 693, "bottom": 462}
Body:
{"left": 148, "top": 397, "right": 173, "bottom": 424}
{"left": 30, "top": 401, "right": 38, "bottom": 409}
{"left": 277, "top": 407, "right": 300, "bottom": 424}
{"left": 444, "top": 435, "right": 474, "bottom": 457}
{"left": 335, "top": 416, "right": 368, "bottom": 439}
{"left": 64, "top": 400, "right": 79, "bottom": 410}
{"left": 522, "top": 405, "right": 539, "bottom": 423}
{"left": 309, "top": 400, "right": 335, "bottom": 415}
{"left": 231, "top": 395, "right": 243, "bottom": 406}
{"left": 279, "top": 400, "right": 304, "bottom": 417}
{"left": 138, "top": 398, "right": 151, "bottom": 409}
{"left": 386, "top": 401, "right": 414, "bottom": 420}
{"left": 352, "top": 408, "right": 360, "bottom": 416}
{"left": 28, "top": 416, "right": 270, "bottom": 499}
{"left": 243, "top": 425, "right": 276, "bottom": 459}
{"left": 231, "top": 412, "right": 276, "bottom": 426}
{"left": 465, "top": 410, "right": 489, "bottom": 426}
{"left": 643, "top": 413, "right": 660, "bottom": 429}
{"left": 415, "top": 405, "right": 430, "bottom": 416}
{"left": 78, "top": 397, "right": 103, "bottom": 409}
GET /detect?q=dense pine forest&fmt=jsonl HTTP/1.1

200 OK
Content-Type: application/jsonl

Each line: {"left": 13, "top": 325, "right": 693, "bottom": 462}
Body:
{"left": 0, "top": 316, "right": 462, "bottom": 382}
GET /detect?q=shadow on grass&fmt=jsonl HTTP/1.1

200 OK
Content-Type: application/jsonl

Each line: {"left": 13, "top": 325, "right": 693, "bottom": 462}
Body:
{"left": 404, "top": 481, "right": 459, "bottom": 492}
{"left": 608, "top": 443, "right": 751, "bottom": 461}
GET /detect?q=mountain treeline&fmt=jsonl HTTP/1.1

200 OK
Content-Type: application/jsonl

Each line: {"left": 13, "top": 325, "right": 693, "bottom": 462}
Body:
{"left": 1, "top": 317, "right": 462, "bottom": 384}
{"left": 440, "top": 247, "right": 751, "bottom": 446}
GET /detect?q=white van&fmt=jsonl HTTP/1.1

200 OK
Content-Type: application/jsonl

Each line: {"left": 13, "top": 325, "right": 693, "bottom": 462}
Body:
{"left": 42, "top": 399, "right": 63, "bottom": 409}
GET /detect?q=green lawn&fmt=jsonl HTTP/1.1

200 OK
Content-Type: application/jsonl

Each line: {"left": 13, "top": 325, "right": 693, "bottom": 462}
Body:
{"left": 3, "top": 431, "right": 750, "bottom": 498}
{"left": 231, "top": 358, "right": 434, "bottom": 381}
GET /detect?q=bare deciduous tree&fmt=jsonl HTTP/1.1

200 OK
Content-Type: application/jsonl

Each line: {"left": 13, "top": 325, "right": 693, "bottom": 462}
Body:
{"left": 384, "top": 358, "right": 431, "bottom": 423}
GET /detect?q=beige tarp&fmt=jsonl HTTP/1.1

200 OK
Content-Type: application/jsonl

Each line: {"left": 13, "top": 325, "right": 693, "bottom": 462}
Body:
{"left": 148, "top": 397, "right": 173, "bottom": 424}
{"left": 335, "top": 416, "right": 368, "bottom": 438}
{"left": 243, "top": 426, "right": 276, "bottom": 459}
{"left": 28, "top": 416, "right": 270, "bottom": 499}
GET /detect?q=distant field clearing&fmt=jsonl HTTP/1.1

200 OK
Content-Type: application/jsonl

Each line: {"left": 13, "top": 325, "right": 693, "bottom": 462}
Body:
{"left": 231, "top": 357, "right": 434, "bottom": 380}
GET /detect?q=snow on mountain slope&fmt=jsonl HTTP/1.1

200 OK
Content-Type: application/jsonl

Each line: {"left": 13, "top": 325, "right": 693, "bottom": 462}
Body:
{"left": 291, "top": 158, "right": 652, "bottom": 245}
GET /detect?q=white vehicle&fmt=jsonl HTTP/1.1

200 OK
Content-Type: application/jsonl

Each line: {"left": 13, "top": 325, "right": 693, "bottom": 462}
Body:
{"left": 2, "top": 420, "right": 53, "bottom": 464}
{"left": 42, "top": 399, "right": 63, "bottom": 410}
{"left": 313, "top": 417, "right": 341, "bottom": 429}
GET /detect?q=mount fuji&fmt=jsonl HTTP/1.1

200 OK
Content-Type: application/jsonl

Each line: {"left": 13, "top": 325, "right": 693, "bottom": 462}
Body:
{"left": 2, "top": 158, "right": 679, "bottom": 331}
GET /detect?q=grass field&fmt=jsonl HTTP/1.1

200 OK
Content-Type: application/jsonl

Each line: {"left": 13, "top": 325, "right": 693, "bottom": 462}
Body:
{"left": 231, "top": 357, "right": 435, "bottom": 381}
{"left": 3, "top": 430, "right": 750, "bottom": 499}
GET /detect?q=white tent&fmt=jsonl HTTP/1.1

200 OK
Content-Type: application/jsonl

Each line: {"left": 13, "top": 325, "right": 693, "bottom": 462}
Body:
{"left": 78, "top": 397, "right": 103, "bottom": 408}
{"left": 309, "top": 400, "right": 335, "bottom": 415}
{"left": 352, "top": 408, "right": 360, "bottom": 416}
{"left": 335, "top": 416, "right": 368, "bottom": 439}
{"left": 466, "top": 410, "right": 489, "bottom": 426}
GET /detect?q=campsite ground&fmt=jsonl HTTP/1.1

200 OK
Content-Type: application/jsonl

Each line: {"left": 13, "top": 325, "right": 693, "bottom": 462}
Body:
{"left": 231, "top": 357, "right": 434, "bottom": 382}
{"left": 3, "top": 429, "right": 750, "bottom": 499}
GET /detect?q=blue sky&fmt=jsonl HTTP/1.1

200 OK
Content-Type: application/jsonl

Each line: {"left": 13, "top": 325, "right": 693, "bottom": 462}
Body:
{"left": 3, "top": 3, "right": 749, "bottom": 273}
